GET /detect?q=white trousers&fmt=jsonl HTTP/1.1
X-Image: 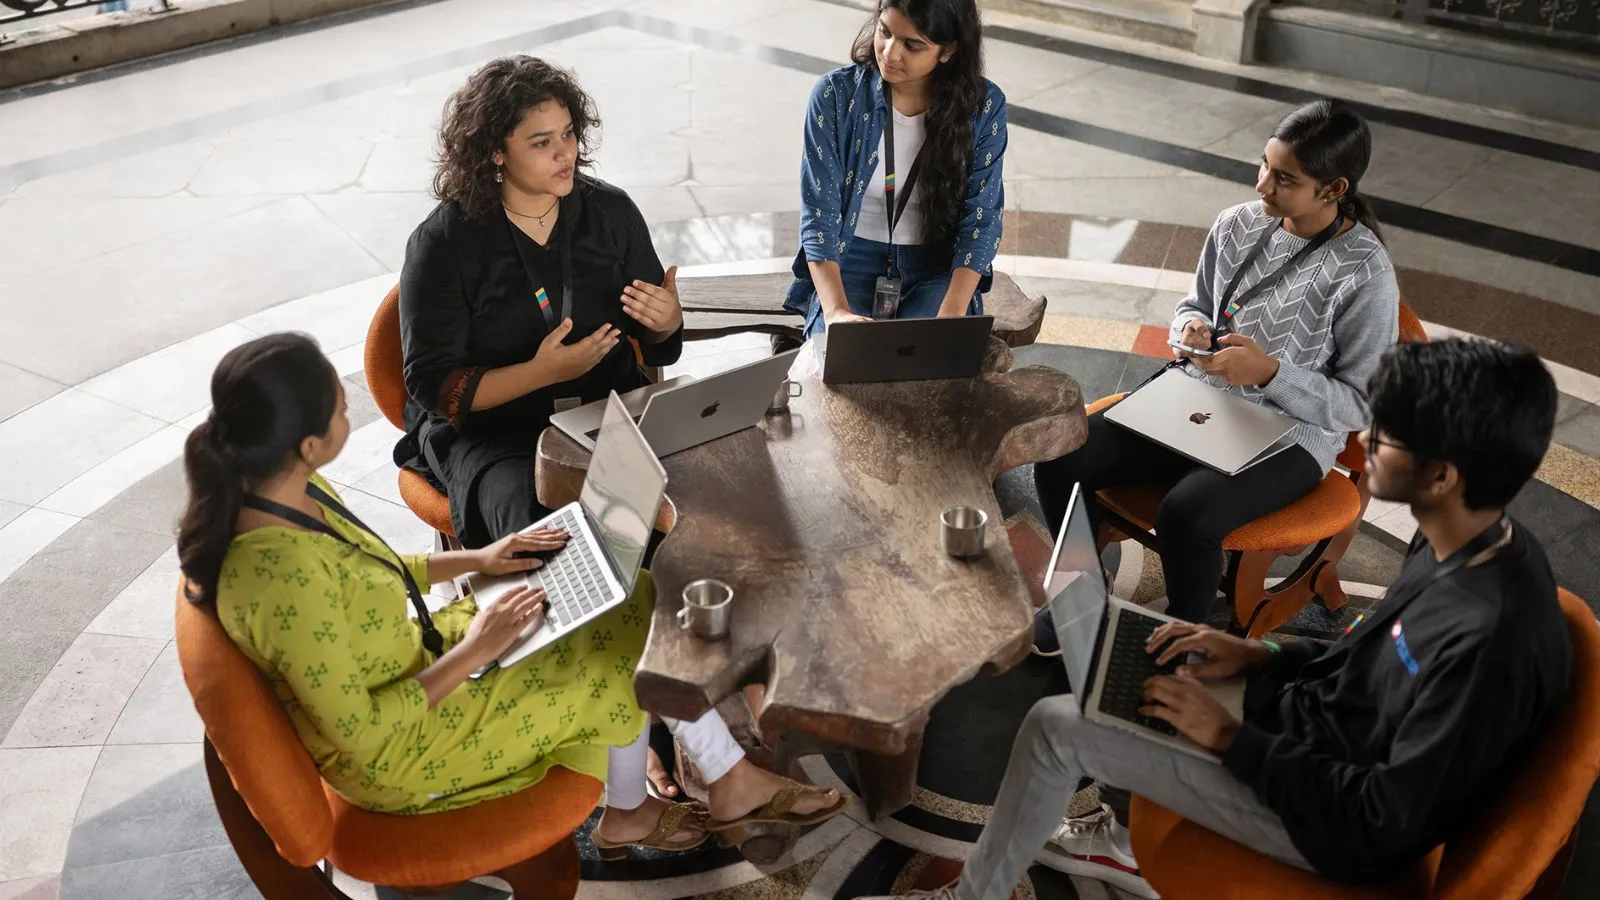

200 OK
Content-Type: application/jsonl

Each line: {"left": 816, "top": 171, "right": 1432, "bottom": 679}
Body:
{"left": 605, "top": 709, "right": 745, "bottom": 810}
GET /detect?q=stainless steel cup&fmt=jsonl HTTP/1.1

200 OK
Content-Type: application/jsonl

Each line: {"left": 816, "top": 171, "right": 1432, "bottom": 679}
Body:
{"left": 941, "top": 506, "right": 988, "bottom": 559}
{"left": 677, "top": 578, "right": 733, "bottom": 640}
{"left": 768, "top": 379, "right": 803, "bottom": 414}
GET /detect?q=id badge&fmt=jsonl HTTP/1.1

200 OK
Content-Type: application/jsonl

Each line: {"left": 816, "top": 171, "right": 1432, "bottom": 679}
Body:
{"left": 872, "top": 275, "right": 902, "bottom": 320}
{"left": 554, "top": 397, "right": 582, "bottom": 413}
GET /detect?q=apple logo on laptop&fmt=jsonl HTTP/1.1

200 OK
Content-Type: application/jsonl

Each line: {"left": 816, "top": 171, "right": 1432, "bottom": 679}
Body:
{"left": 896, "top": 344, "right": 916, "bottom": 357}
{"left": 700, "top": 401, "right": 720, "bottom": 419}
{"left": 1189, "top": 412, "right": 1212, "bottom": 425}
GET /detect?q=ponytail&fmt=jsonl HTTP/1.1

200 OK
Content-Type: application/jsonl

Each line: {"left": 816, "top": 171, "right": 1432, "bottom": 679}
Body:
{"left": 178, "top": 420, "right": 245, "bottom": 607}
{"left": 1339, "top": 191, "right": 1383, "bottom": 245}
{"left": 176, "top": 333, "right": 340, "bottom": 610}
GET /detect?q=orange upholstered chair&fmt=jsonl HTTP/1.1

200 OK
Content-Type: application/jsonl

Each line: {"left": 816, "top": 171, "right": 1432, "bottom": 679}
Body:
{"left": 175, "top": 583, "right": 602, "bottom": 898}
{"left": 1129, "top": 588, "right": 1600, "bottom": 900}
{"left": 366, "top": 285, "right": 457, "bottom": 543}
{"left": 1086, "top": 302, "right": 1428, "bottom": 636}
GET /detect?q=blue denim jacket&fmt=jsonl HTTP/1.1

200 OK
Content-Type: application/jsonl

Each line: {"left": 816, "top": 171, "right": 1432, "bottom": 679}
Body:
{"left": 784, "top": 64, "right": 1009, "bottom": 314}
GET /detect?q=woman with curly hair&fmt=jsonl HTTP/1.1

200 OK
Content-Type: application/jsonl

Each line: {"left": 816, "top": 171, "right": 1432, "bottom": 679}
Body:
{"left": 396, "top": 56, "right": 685, "bottom": 549}
{"left": 786, "top": 0, "right": 1006, "bottom": 336}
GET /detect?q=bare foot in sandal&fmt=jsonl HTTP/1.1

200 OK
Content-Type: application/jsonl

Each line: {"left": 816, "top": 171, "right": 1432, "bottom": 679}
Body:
{"left": 705, "top": 760, "right": 844, "bottom": 824}
{"left": 647, "top": 746, "right": 681, "bottom": 800}
{"left": 594, "top": 796, "right": 707, "bottom": 853}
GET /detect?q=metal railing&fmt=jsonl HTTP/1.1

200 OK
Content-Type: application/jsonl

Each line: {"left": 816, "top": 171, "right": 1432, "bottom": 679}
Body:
{"left": 1, "top": 0, "right": 171, "bottom": 27}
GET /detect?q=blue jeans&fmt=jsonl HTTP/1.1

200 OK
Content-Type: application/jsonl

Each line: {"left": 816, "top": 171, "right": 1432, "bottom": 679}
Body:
{"left": 802, "top": 237, "right": 982, "bottom": 337}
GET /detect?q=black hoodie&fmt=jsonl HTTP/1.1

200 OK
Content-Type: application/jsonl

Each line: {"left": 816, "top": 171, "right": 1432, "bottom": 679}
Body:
{"left": 1222, "top": 519, "right": 1571, "bottom": 882}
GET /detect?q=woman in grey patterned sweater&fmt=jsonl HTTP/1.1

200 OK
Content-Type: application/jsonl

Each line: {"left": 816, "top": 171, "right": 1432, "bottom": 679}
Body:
{"left": 1034, "top": 99, "right": 1400, "bottom": 632}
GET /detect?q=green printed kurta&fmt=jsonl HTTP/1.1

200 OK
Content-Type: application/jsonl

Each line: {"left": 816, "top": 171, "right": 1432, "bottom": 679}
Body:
{"left": 215, "top": 476, "right": 650, "bottom": 814}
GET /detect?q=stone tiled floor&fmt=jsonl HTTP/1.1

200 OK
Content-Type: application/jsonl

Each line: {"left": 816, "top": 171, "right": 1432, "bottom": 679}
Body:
{"left": 2, "top": 1, "right": 1599, "bottom": 898}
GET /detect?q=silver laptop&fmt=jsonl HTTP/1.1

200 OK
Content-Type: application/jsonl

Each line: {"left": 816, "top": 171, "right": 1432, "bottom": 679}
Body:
{"left": 1047, "top": 482, "right": 1244, "bottom": 759}
{"left": 1104, "top": 367, "right": 1297, "bottom": 475}
{"left": 822, "top": 316, "right": 993, "bottom": 385}
{"left": 471, "top": 392, "right": 666, "bottom": 670}
{"left": 549, "top": 374, "right": 695, "bottom": 451}
{"left": 551, "top": 350, "right": 799, "bottom": 457}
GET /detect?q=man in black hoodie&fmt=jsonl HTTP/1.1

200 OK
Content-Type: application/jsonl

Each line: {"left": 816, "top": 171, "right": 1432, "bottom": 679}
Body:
{"left": 861, "top": 338, "right": 1571, "bottom": 900}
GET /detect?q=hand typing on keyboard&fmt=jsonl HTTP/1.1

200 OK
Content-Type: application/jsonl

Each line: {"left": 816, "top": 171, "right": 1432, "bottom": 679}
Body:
{"left": 1139, "top": 673, "right": 1242, "bottom": 753}
{"left": 1146, "top": 621, "right": 1273, "bottom": 680}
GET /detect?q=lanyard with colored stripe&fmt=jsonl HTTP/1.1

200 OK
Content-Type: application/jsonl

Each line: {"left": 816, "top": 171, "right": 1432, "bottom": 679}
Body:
{"left": 881, "top": 82, "right": 926, "bottom": 256}
{"left": 507, "top": 206, "right": 574, "bottom": 330}
{"left": 1213, "top": 213, "right": 1341, "bottom": 337}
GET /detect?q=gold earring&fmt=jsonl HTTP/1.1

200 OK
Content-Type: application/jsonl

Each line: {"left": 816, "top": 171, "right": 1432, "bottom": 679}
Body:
{"left": 494, "top": 164, "right": 504, "bottom": 184}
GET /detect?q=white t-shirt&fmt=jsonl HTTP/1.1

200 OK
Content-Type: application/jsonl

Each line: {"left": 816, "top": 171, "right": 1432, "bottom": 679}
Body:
{"left": 854, "top": 108, "right": 928, "bottom": 246}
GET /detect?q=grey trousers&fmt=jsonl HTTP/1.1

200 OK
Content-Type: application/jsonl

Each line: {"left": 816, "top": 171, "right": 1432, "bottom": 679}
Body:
{"left": 957, "top": 696, "right": 1313, "bottom": 900}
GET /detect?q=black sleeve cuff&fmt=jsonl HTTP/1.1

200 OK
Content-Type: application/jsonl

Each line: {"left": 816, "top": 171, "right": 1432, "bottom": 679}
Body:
{"left": 641, "top": 324, "right": 685, "bottom": 367}
{"left": 1222, "top": 721, "right": 1274, "bottom": 782}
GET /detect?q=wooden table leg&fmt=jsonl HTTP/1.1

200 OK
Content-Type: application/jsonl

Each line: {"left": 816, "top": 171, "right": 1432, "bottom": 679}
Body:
{"left": 850, "top": 721, "right": 926, "bottom": 821}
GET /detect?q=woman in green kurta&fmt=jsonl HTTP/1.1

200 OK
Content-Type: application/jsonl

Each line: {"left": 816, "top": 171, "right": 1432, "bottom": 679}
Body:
{"left": 176, "top": 333, "right": 846, "bottom": 855}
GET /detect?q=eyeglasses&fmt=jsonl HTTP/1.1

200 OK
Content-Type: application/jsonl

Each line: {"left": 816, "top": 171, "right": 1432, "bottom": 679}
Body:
{"left": 1365, "top": 432, "right": 1410, "bottom": 459}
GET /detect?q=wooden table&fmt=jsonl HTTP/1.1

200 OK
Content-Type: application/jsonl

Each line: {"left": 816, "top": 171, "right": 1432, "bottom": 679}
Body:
{"left": 535, "top": 339, "right": 1085, "bottom": 824}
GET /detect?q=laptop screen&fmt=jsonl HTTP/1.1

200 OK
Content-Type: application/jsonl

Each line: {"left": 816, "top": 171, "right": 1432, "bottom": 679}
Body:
{"left": 1044, "top": 482, "right": 1109, "bottom": 698}
{"left": 579, "top": 393, "right": 667, "bottom": 592}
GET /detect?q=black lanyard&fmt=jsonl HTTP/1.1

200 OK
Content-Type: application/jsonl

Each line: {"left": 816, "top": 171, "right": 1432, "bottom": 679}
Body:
{"left": 242, "top": 483, "right": 445, "bottom": 657}
{"left": 1338, "top": 517, "right": 1511, "bottom": 649}
{"left": 881, "top": 82, "right": 925, "bottom": 252}
{"left": 1214, "top": 214, "right": 1341, "bottom": 336}
{"left": 506, "top": 205, "right": 574, "bottom": 330}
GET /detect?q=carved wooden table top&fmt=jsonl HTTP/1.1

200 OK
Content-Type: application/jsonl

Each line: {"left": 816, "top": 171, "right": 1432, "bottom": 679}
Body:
{"left": 536, "top": 339, "right": 1085, "bottom": 818}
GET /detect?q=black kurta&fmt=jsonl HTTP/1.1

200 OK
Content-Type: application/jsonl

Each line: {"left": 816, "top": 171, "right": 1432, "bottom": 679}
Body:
{"left": 393, "top": 176, "right": 683, "bottom": 547}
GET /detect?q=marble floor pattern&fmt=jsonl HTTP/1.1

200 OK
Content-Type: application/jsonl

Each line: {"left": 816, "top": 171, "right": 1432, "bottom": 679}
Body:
{"left": 2, "top": 1, "right": 1600, "bottom": 898}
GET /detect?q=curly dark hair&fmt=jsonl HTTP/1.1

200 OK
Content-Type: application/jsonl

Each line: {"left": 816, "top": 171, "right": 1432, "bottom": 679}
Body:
{"left": 852, "top": 0, "right": 985, "bottom": 253}
{"left": 432, "top": 56, "right": 601, "bottom": 219}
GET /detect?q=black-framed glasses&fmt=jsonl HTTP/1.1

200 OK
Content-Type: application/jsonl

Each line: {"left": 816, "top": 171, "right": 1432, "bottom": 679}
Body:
{"left": 1365, "top": 431, "right": 1410, "bottom": 459}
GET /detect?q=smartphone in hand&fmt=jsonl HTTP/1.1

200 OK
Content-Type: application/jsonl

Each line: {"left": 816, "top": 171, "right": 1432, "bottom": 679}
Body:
{"left": 1168, "top": 338, "right": 1215, "bottom": 357}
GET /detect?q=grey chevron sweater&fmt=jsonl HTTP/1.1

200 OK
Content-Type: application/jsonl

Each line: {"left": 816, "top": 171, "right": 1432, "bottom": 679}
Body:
{"left": 1171, "top": 202, "right": 1400, "bottom": 474}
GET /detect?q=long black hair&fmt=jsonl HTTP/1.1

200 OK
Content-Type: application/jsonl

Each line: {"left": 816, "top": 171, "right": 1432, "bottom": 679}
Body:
{"left": 852, "top": 0, "right": 985, "bottom": 252}
{"left": 1273, "top": 99, "right": 1383, "bottom": 243}
{"left": 178, "top": 333, "right": 339, "bottom": 607}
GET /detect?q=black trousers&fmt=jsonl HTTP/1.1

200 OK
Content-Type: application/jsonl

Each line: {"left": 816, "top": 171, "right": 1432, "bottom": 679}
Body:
{"left": 1033, "top": 410, "right": 1323, "bottom": 624}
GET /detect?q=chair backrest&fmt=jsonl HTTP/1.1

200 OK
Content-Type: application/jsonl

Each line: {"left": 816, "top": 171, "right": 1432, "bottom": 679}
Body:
{"left": 1432, "top": 589, "right": 1600, "bottom": 899}
{"left": 175, "top": 583, "right": 335, "bottom": 866}
{"left": 365, "top": 284, "right": 408, "bottom": 431}
{"left": 1334, "top": 300, "right": 1431, "bottom": 473}
{"left": 1398, "top": 301, "right": 1428, "bottom": 345}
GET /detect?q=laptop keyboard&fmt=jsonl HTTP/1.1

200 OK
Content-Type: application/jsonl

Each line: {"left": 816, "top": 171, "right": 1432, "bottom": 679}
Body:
{"left": 538, "top": 509, "right": 611, "bottom": 629}
{"left": 1098, "top": 609, "right": 1180, "bottom": 736}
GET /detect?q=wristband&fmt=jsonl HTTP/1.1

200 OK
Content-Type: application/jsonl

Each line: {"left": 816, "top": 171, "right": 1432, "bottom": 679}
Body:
{"left": 1261, "top": 639, "right": 1281, "bottom": 656}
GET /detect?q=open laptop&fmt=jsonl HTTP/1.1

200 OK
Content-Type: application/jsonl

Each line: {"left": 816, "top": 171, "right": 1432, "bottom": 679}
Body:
{"left": 471, "top": 392, "right": 666, "bottom": 670}
{"left": 551, "top": 350, "right": 799, "bottom": 457}
{"left": 1104, "top": 367, "right": 1297, "bottom": 475}
{"left": 822, "top": 316, "right": 993, "bottom": 385}
{"left": 549, "top": 375, "right": 695, "bottom": 451}
{"left": 1047, "top": 481, "right": 1244, "bottom": 759}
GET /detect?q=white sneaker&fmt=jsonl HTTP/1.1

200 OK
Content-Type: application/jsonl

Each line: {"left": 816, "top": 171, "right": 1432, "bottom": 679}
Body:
{"left": 1036, "top": 804, "right": 1159, "bottom": 899}
{"left": 854, "top": 886, "right": 956, "bottom": 899}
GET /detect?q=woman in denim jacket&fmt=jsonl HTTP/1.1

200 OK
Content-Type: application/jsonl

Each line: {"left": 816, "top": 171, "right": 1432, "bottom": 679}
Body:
{"left": 785, "top": 0, "right": 1008, "bottom": 337}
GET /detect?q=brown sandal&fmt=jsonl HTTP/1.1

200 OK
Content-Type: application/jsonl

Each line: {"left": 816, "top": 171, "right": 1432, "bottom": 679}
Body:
{"left": 707, "top": 779, "right": 850, "bottom": 842}
{"left": 592, "top": 802, "right": 710, "bottom": 861}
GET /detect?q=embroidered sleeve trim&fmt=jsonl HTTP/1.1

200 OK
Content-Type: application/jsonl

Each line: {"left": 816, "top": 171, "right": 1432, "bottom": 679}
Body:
{"left": 435, "top": 366, "right": 486, "bottom": 428}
